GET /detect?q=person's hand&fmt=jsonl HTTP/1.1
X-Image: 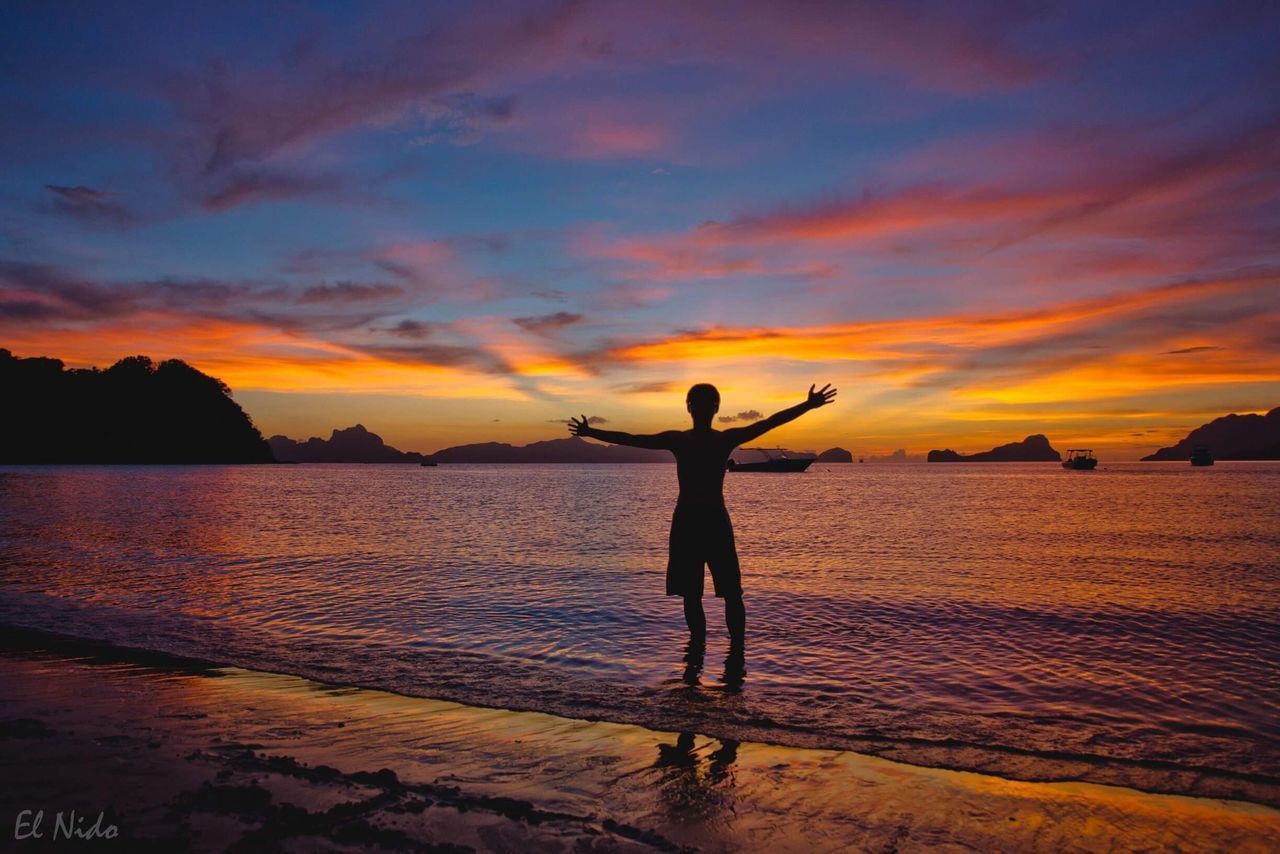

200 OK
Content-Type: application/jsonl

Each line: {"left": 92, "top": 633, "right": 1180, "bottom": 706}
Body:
{"left": 568, "top": 414, "right": 593, "bottom": 437}
{"left": 806, "top": 383, "right": 837, "bottom": 408}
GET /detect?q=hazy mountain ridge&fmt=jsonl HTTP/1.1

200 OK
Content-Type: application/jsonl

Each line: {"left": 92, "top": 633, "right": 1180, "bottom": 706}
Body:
{"left": 1141, "top": 407, "right": 1280, "bottom": 461}
{"left": 428, "top": 436, "right": 671, "bottom": 463}
{"left": 266, "top": 426, "right": 871, "bottom": 465}
{"left": 928, "top": 434, "right": 1061, "bottom": 462}
{"left": 0, "top": 348, "right": 273, "bottom": 463}
{"left": 269, "top": 425, "right": 426, "bottom": 463}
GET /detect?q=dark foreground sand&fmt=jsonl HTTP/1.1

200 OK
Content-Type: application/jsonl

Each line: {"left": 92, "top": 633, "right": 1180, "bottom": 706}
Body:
{"left": 1, "top": 633, "right": 1277, "bottom": 852}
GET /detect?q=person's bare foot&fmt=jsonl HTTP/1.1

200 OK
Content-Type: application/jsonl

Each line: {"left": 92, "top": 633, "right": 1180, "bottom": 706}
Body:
{"left": 722, "top": 646, "right": 746, "bottom": 691}
{"left": 682, "top": 637, "right": 706, "bottom": 684}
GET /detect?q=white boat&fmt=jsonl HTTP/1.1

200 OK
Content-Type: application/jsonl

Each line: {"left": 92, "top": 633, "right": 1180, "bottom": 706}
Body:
{"left": 727, "top": 447, "right": 817, "bottom": 472}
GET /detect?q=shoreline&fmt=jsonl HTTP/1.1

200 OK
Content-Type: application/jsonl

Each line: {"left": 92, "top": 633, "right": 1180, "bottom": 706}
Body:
{"left": 4, "top": 622, "right": 1277, "bottom": 811}
{"left": 2, "top": 630, "right": 1278, "bottom": 851}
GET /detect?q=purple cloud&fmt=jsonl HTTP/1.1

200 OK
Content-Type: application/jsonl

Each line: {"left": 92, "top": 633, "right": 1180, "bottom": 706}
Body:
{"left": 717, "top": 409, "right": 762, "bottom": 423}
{"left": 512, "top": 311, "right": 583, "bottom": 334}
{"left": 44, "top": 184, "right": 134, "bottom": 225}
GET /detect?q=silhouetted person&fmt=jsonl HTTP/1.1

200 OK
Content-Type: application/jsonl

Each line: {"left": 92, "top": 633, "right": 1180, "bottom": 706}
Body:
{"left": 569, "top": 383, "right": 836, "bottom": 649}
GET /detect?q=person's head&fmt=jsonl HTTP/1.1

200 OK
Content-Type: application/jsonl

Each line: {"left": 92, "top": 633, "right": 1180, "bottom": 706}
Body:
{"left": 686, "top": 383, "right": 720, "bottom": 423}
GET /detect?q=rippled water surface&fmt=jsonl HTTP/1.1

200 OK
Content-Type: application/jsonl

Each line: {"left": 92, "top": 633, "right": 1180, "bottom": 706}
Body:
{"left": 2, "top": 462, "right": 1278, "bottom": 797}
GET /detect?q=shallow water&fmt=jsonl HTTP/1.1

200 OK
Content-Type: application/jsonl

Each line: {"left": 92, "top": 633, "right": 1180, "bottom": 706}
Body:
{"left": 2, "top": 462, "right": 1278, "bottom": 799}
{"left": 7, "top": 645, "right": 1279, "bottom": 852}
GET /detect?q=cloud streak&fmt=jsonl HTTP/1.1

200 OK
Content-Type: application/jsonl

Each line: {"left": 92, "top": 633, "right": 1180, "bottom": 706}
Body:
{"left": 587, "top": 269, "right": 1280, "bottom": 403}
{"left": 43, "top": 185, "right": 134, "bottom": 225}
{"left": 581, "top": 114, "right": 1280, "bottom": 299}
{"left": 718, "top": 409, "right": 762, "bottom": 423}
{"left": 513, "top": 311, "right": 583, "bottom": 334}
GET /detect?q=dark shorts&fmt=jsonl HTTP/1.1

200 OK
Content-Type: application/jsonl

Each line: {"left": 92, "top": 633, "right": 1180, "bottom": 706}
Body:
{"left": 666, "top": 502, "right": 741, "bottom": 598}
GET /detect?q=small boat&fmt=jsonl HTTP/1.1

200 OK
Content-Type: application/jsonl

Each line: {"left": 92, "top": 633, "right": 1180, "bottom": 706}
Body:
{"left": 727, "top": 447, "right": 816, "bottom": 473}
{"left": 1062, "top": 449, "right": 1098, "bottom": 470}
{"left": 1190, "top": 445, "right": 1214, "bottom": 466}
{"left": 420, "top": 460, "right": 438, "bottom": 467}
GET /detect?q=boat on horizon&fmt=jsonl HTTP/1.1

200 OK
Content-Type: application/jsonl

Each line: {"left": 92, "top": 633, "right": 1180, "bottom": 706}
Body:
{"left": 1062, "top": 449, "right": 1098, "bottom": 470}
{"left": 727, "top": 447, "right": 816, "bottom": 473}
{"left": 1190, "top": 445, "right": 1214, "bottom": 466}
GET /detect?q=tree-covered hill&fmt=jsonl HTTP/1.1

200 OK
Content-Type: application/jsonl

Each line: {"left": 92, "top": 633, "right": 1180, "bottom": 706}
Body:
{"left": 0, "top": 349, "right": 274, "bottom": 463}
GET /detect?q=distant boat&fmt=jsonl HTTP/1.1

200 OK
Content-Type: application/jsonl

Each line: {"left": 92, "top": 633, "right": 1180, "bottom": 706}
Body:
{"left": 727, "top": 447, "right": 816, "bottom": 473}
{"left": 420, "top": 460, "right": 438, "bottom": 467}
{"left": 1062, "top": 449, "right": 1098, "bottom": 470}
{"left": 1190, "top": 445, "right": 1214, "bottom": 466}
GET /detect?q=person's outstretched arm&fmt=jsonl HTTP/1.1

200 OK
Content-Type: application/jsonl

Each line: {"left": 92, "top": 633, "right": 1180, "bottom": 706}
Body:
{"left": 724, "top": 384, "right": 837, "bottom": 445}
{"left": 568, "top": 415, "right": 678, "bottom": 450}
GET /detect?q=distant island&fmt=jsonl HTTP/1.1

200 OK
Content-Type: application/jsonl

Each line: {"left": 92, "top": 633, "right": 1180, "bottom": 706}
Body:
{"left": 429, "top": 436, "right": 670, "bottom": 463}
{"left": 928, "top": 434, "right": 1061, "bottom": 462}
{"left": 866, "top": 449, "right": 925, "bottom": 463}
{"left": 263, "top": 428, "right": 858, "bottom": 465}
{"left": 428, "top": 438, "right": 858, "bottom": 464}
{"left": 267, "top": 430, "right": 670, "bottom": 463}
{"left": 1141, "top": 406, "right": 1280, "bottom": 461}
{"left": 0, "top": 348, "right": 273, "bottom": 463}
{"left": 269, "top": 425, "right": 428, "bottom": 463}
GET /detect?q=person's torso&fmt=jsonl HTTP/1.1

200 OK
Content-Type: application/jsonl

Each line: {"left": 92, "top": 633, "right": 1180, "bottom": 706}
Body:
{"left": 671, "top": 429, "right": 733, "bottom": 506}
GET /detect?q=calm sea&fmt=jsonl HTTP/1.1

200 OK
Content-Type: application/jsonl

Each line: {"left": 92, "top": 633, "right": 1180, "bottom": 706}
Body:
{"left": 2, "top": 462, "right": 1278, "bottom": 800}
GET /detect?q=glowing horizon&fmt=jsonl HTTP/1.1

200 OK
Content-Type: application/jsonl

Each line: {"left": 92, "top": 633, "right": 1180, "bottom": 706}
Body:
{"left": 2, "top": 2, "right": 1277, "bottom": 458}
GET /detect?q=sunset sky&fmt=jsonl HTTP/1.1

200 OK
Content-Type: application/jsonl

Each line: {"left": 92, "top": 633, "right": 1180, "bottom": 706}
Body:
{"left": 2, "top": 1, "right": 1278, "bottom": 457}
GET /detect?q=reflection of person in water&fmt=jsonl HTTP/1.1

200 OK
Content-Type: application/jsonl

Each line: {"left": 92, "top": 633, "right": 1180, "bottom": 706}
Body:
{"left": 570, "top": 383, "right": 836, "bottom": 649}
{"left": 652, "top": 732, "right": 741, "bottom": 820}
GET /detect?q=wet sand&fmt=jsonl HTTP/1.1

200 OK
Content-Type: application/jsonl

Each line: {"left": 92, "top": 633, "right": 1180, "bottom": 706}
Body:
{"left": 1, "top": 634, "right": 1278, "bottom": 852}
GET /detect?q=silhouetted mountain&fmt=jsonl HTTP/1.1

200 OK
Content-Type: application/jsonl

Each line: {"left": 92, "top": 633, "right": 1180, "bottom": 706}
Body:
{"left": 0, "top": 348, "right": 273, "bottom": 463}
{"left": 1141, "top": 406, "right": 1280, "bottom": 461}
{"left": 268, "top": 425, "right": 427, "bottom": 463}
{"left": 816, "top": 447, "right": 853, "bottom": 462}
{"left": 928, "top": 434, "right": 1060, "bottom": 462}
{"left": 866, "top": 448, "right": 925, "bottom": 463}
{"left": 428, "top": 436, "right": 670, "bottom": 463}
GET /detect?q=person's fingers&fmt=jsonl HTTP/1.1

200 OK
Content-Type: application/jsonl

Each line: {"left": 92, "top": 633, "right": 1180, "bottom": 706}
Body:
{"left": 820, "top": 383, "right": 831, "bottom": 393}
{"left": 808, "top": 384, "right": 815, "bottom": 395}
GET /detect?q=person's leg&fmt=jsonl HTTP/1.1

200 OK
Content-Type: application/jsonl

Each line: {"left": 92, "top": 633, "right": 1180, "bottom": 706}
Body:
{"left": 709, "top": 509, "right": 744, "bottom": 647}
{"left": 683, "top": 594, "right": 706, "bottom": 638}
{"left": 724, "top": 592, "right": 745, "bottom": 646}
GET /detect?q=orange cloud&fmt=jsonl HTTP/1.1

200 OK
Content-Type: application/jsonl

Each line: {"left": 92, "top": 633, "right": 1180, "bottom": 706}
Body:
{"left": 1, "top": 313, "right": 527, "bottom": 399}
{"left": 595, "top": 270, "right": 1280, "bottom": 402}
